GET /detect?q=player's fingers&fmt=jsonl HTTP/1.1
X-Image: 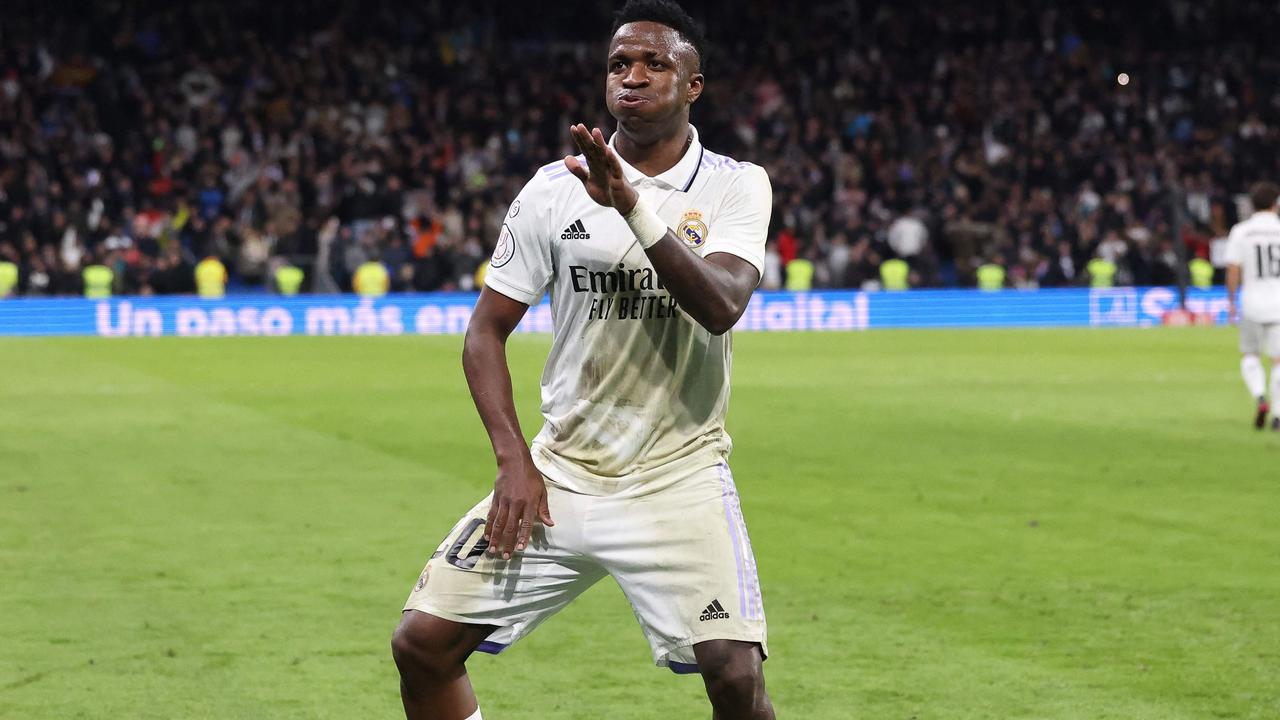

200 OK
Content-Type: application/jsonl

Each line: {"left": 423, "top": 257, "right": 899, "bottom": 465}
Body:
{"left": 564, "top": 155, "right": 589, "bottom": 182}
{"left": 571, "top": 135, "right": 604, "bottom": 173}
{"left": 588, "top": 127, "right": 610, "bottom": 162}
{"left": 603, "top": 146, "right": 625, "bottom": 178}
{"left": 572, "top": 124, "right": 598, "bottom": 157}
{"left": 493, "top": 500, "right": 513, "bottom": 556}
{"left": 591, "top": 127, "right": 608, "bottom": 149}
{"left": 498, "top": 501, "right": 524, "bottom": 559}
{"left": 573, "top": 124, "right": 607, "bottom": 167}
{"left": 485, "top": 499, "right": 506, "bottom": 553}
{"left": 537, "top": 490, "right": 554, "bottom": 527}
{"left": 484, "top": 498, "right": 500, "bottom": 541}
{"left": 515, "top": 503, "right": 535, "bottom": 552}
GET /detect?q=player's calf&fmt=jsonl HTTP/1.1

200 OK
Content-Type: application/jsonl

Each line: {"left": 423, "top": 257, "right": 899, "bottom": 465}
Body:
{"left": 694, "top": 640, "right": 775, "bottom": 720}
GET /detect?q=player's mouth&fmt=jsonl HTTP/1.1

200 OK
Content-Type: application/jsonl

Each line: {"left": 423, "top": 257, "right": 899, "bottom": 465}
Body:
{"left": 616, "top": 93, "right": 650, "bottom": 109}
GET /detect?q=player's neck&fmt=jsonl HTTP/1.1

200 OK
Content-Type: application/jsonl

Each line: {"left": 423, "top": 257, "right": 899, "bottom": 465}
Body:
{"left": 614, "top": 123, "right": 693, "bottom": 178}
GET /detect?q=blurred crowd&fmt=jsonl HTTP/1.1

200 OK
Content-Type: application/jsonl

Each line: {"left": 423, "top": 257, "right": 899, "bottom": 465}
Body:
{"left": 1, "top": 0, "right": 1279, "bottom": 297}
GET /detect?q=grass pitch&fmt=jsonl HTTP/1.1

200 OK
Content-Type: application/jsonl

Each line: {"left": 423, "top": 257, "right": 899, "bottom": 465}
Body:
{"left": 2, "top": 327, "right": 1277, "bottom": 719}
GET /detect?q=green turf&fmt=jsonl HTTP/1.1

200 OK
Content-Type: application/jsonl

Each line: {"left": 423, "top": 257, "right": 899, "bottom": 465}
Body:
{"left": 2, "top": 328, "right": 1278, "bottom": 719}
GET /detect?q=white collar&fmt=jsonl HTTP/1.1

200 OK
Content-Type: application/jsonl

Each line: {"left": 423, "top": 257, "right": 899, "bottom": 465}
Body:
{"left": 608, "top": 124, "right": 704, "bottom": 191}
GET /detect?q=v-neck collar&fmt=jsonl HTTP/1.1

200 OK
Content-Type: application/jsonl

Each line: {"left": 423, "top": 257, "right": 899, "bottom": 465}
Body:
{"left": 608, "top": 125, "right": 704, "bottom": 192}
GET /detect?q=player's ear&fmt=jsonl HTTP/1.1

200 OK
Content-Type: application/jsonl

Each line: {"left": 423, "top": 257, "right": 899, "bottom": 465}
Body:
{"left": 686, "top": 71, "right": 704, "bottom": 106}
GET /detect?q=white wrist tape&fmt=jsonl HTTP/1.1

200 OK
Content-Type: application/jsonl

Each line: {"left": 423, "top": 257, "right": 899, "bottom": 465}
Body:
{"left": 623, "top": 197, "right": 668, "bottom": 249}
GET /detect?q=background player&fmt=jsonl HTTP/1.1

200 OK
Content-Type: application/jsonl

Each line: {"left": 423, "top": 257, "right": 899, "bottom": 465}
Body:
{"left": 1225, "top": 181, "right": 1280, "bottom": 429}
{"left": 391, "top": 1, "right": 775, "bottom": 718}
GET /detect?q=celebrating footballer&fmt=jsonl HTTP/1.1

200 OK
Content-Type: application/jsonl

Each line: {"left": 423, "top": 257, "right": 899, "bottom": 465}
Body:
{"left": 391, "top": 1, "right": 776, "bottom": 718}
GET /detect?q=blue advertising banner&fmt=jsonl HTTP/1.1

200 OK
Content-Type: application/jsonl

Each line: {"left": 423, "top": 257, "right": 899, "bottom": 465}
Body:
{"left": 0, "top": 287, "right": 1231, "bottom": 338}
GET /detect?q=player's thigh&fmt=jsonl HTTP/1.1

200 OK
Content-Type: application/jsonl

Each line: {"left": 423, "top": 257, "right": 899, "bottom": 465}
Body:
{"left": 403, "top": 486, "right": 605, "bottom": 652}
{"left": 1263, "top": 323, "right": 1280, "bottom": 360}
{"left": 1240, "top": 318, "right": 1264, "bottom": 355}
{"left": 596, "top": 462, "right": 766, "bottom": 670}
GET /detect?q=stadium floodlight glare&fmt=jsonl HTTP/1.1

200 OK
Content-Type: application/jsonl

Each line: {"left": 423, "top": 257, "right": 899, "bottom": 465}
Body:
{"left": 1117, "top": 72, "right": 1131, "bottom": 86}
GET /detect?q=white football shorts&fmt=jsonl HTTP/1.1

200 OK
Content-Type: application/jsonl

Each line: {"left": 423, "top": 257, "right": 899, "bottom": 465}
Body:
{"left": 403, "top": 461, "right": 767, "bottom": 673}
{"left": 1239, "top": 317, "right": 1280, "bottom": 357}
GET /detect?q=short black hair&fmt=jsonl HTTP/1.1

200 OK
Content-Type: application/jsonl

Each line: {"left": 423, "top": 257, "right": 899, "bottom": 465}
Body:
{"left": 611, "top": 0, "right": 707, "bottom": 72}
{"left": 1250, "top": 181, "right": 1280, "bottom": 212}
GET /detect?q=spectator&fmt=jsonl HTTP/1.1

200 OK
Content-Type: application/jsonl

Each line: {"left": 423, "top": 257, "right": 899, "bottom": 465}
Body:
{"left": 887, "top": 211, "right": 928, "bottom": 260}
{"left": 0, "top": 1, "right": 1276, "bottom": 297}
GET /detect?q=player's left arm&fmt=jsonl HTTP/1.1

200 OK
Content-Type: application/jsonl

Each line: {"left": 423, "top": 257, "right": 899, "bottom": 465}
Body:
{"left": 642, "top": 232, "right": 759, "bottom": 335}
{"left": 565, "top": 124, "right": 765, "bottom": 335}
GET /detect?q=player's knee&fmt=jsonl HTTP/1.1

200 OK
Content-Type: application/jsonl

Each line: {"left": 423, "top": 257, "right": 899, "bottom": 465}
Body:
{"left": 389, "top": 622, "right": 428, "bottom": 671}
{"left": 390, "top": 614, "right": 461, "bottom": 678}
{"left": 700, "top": 648, "right": 765, "bottom": 706}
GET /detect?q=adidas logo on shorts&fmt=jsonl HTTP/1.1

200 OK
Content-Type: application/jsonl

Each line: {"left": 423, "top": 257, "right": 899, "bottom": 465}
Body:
{"left": 699, "top": 599, "right": 730, "bottom": 621}
{"left": 561, "top": 219, "right": 590, "bottom": 240}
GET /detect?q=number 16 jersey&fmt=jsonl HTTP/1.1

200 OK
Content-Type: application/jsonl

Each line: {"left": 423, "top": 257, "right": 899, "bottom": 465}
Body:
{"left": 1226, "top": 211, "right": 1280, "bottom": 323}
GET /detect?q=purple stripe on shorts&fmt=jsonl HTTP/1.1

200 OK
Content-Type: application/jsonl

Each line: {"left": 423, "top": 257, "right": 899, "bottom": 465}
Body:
{"left": 722, "top": 464, "right": 764, "bottom": 620}
{"left": 475, "top": 641, "right": 508, "bottom": 655}
{"left": 739, "top": 505, "right": 763, "bottom": 620}
{"left": 718, "top": 463, "right": 748, "bottom": 619}
{"left": 668, "top": 660, "right": 700, "bottom": 674}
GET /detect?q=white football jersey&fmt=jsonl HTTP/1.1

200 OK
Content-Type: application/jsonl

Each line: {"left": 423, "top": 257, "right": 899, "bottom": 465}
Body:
{"left": 483, "top": 125, "right": 772, "bottom": 492}
{"left": 1226, "top": 211, "right": 1280, "bottom": 323}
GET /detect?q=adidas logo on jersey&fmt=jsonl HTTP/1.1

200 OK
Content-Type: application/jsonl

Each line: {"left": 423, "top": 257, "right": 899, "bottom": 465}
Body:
{"left": 699, "top": 599, "right": 730, "bottom": 621}
{"left": 561, "top": 219, "right": 590, "bottom": 240}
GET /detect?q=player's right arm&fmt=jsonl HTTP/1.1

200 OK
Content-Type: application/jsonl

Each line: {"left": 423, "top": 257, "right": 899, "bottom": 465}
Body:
{"left": 463, "top": 174, "right": 557, "bottom": 560}
{"left": 1225, "top": 226, "right": 1244, "bottom": 323}
{"left": 463, "top": 288, "right": 553, "bottom": 560}
{"left": 1226, "top": 264, "right": 1241, "bottom": 322}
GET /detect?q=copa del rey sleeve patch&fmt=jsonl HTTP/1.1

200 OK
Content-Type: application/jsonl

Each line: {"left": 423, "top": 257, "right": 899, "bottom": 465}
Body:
{"left": 491, "top": 223, "right": 515, "bottom": 268}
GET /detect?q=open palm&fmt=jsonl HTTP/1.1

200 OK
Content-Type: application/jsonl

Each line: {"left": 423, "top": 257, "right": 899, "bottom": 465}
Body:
{"left": 563, "top": 124, "right": 639, "bottom": 215}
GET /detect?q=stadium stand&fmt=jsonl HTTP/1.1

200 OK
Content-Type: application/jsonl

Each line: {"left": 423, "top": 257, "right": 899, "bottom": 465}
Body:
{"left": 0, "top": 1, "right": 1277, "bottom": 295}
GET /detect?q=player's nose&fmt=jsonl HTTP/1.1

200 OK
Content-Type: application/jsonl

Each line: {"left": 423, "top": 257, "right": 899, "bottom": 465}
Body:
{"left": 621, "top": 66, "right": 649, "bottom": 87}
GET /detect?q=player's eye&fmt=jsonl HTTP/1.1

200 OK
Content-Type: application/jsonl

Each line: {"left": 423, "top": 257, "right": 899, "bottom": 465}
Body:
{"left": 648, "top": 61, "right": 664, "bottom": 70}
{"left": 609, "top": 61, "right": 626, "bottom": 72}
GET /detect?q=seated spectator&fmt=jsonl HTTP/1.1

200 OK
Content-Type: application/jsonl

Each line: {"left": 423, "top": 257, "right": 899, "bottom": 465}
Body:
{"left": 0, "top": 1, "right": 1274, "bottom": 296}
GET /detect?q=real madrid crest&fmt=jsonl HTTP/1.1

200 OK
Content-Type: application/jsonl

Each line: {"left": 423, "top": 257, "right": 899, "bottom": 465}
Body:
{"left": 678, "top": 210, "right": 708, "bottom": 248}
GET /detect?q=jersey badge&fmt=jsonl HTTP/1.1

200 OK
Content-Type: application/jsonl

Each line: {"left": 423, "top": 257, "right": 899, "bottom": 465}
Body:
{"left": 491, "top": 224, "right": 515, "bottom": 268}
{"left": 678, "top": 210, "right": 708, "bottom": 248}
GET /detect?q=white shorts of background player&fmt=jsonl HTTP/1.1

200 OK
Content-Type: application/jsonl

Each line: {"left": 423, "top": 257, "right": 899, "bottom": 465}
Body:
{"left": 1239, "top": 317, "right": 1280, "bottom": 357}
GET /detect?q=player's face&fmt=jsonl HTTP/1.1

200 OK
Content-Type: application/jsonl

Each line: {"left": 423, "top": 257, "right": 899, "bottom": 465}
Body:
{"left": 606, "top": 22, "right": 703, "bottom": 139}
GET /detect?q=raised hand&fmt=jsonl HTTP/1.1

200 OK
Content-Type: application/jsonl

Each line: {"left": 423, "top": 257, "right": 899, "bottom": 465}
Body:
{"left": 564, "top": 124, "right": 639, "bottom": 215}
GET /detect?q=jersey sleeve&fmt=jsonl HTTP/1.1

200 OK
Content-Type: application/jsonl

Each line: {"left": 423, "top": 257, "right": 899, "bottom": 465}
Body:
{"left": 483, "top": 175, "right": 554, "bottom": 306}
{"left": 703, "top": 165, "right": 772, "bottom": 278}
{"left": 1224, "top": 226, "right": 1245, "bottom": 266}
